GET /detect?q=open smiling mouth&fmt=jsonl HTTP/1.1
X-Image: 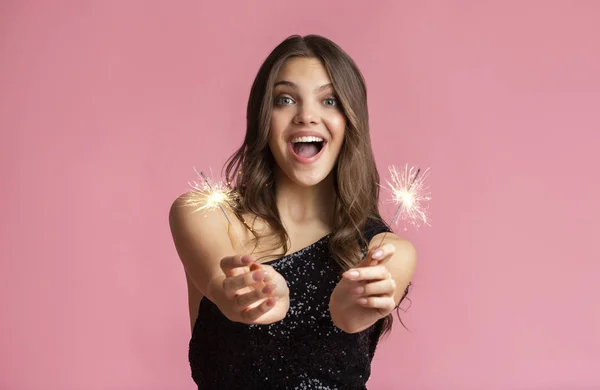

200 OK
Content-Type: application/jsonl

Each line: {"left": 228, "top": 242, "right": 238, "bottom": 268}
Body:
{"left": 290, "top": 136, "right": 325, "bottom": 159}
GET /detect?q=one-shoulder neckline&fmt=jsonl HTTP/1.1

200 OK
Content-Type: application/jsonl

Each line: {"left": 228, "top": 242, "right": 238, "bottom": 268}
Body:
{"left": 261, "top": 233, "right": 331, "bottom": 265}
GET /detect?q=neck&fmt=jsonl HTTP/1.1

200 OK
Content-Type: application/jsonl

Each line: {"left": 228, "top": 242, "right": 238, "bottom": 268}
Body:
{"left": 273, "top": 170, "right": 336, "bottom": 228}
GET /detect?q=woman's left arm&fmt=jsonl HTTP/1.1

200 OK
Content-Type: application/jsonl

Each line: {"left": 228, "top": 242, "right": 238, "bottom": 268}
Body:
{"left": 329, "top": 233, "right": 417, "bottom": 333}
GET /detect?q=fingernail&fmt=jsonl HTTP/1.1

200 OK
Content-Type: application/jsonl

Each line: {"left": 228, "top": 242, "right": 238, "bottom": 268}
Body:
{"left": 357, "top": 298, "right": 368, "bottom": 305}
{"left": 373, "top": 249, "right": 384, "bottom": 259}
{"left": 266, "top": 298, "right": 275, "bottom": 308}
{"left": 253, "top": 271, "right": 267, "bottom": 281}
{"left": 262, "top": 284, "right": 276, "bottom": 294}
{"left": 350, "top": 286, "right": 364, "bottom": 295}
{"left": 242, "top": 256, "right": 253, "bottom": 265}
{"left": 343, "top": 270, "right": 359, "bottom": 279}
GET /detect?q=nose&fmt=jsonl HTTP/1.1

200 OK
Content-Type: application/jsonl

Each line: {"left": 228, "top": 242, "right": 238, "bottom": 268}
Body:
{"left": 293, "top": 102, "right": 319, "bottom": 125}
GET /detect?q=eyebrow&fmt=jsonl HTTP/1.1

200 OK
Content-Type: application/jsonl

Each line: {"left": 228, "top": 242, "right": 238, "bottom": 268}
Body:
{"left": 273, "top": 80, "right": 333, "bottom": 92}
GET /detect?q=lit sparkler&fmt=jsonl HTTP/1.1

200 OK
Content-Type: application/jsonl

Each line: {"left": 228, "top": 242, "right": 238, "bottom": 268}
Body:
{"left": 185, "top": 168, "right": 247, "bottom": 252}
{"left": 373, "top": 164, "right": 431, "bottom": 257}
{"left": 384, "top": 164, "right": 431, "bottom": 231}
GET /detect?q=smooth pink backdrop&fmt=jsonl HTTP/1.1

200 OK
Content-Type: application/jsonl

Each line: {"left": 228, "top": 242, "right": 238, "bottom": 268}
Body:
{"left": 1, "top": 1, "right": 599, "bottom": 389}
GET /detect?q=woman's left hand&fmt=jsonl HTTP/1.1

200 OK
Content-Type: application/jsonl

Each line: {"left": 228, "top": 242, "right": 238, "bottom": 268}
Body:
{"left": 329, "top": 243, "right": 398, "bottom": 333}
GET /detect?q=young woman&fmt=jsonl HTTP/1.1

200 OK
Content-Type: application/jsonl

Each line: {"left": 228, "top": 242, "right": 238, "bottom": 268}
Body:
{"left": 169, "top": 34, "right": 416, "bottom": 389}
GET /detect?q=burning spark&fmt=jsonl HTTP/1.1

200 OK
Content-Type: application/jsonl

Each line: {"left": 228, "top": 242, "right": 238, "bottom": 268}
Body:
{"left": 185, "top": 168, "right": 239, "bottom": 213}
{"left": 184, "top": 168, "right": 247, "bottom": 252}
{"left": 383, "top": 164, "right": 432, "bottom": 231}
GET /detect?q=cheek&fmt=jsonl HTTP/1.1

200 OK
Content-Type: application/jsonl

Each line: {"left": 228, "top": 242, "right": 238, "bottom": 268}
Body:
{"left": 268, "top": 120, "right": 281, "bottom": 147}
{"left": 326, "top": 112, "right": 347, "bottom": 140}
{"left": 269, "top": 112, "right": 287, "bottom": 139}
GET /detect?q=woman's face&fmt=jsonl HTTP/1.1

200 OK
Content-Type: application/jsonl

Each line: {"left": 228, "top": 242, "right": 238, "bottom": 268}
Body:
{"left": 268, "top": 57, "right": 346, "bottom": 188}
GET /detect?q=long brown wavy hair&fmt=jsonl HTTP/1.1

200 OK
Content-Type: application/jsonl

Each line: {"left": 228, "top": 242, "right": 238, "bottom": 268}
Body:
{"left": 223, "top": 34, "right": 411, "bottom": 337}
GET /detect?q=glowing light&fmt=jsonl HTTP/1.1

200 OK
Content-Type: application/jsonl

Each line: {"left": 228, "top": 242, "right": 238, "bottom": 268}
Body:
{"left": 185, "top": 168, "right": 247, "bottom": 252}
{"left": 383, "top": 164, "right": 432, "bottom": 231}
{"left": 185, "top": 168, "right": 239, "bottom": 213}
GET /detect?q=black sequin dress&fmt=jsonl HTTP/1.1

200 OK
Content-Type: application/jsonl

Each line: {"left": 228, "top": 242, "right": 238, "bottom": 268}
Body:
{"left": 189, "top": 221, "right": 391, "bottom": 389}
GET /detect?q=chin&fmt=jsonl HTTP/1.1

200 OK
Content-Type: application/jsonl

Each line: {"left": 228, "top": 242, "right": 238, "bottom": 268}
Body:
{"left": 288, "top": 169, "right": 333, "bottom": 188}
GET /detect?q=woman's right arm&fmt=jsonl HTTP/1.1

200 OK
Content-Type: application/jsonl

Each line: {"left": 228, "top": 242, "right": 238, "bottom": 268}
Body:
{"left": 168, "top": 194, "right": 289, "bottom": 324}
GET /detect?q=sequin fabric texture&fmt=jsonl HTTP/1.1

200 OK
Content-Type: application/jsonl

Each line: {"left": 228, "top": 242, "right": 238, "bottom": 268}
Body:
{"left": 189, "top": 222, "right": 391, "bottom": 389}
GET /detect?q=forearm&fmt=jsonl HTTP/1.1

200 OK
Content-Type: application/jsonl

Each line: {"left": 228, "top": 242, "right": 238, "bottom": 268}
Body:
{"left": 329, "top": 296, "right": 383, "bottom": 334}
{"left": 205, "top": 273, "right": 234, "bottom": 311}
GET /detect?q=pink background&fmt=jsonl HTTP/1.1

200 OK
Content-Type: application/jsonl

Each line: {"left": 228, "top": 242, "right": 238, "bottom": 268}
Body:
{"left": 1, "top": 1, "right": 599, "bottom": 389}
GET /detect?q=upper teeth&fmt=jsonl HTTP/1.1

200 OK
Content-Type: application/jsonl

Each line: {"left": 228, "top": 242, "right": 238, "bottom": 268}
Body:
{"left": 291, "top": 136, "right": 324, "bottom": 143}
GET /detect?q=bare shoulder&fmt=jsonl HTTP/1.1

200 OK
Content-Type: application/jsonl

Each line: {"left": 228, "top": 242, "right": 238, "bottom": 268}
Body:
{"left": 168, "top": 192, "right": 238, "bottom": 281}
{"left": 169, "top": 192, "right": 229, "bottom": 238}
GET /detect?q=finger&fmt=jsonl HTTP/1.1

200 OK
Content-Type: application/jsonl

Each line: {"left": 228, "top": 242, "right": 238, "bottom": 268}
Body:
{"left": 251, "top": 263, "right": 285, "bottom": 291}
{"left": 220, "top": 255, "right": 254, "bottom": 276}
{"left": 241, "top": 297, "right": 277, "bottom": 322}
{"left": 342, "top": 265, "right": 390, "bottom": 281}
{"left": 222, "top": 269, "right": 269, "bottom": 295}
{"left": 349, "top": 279, "right": 396, "bottom": 296}
{"left": 234, "top": 283, "right": 276, "bottom": 309}
{"left": 358, "top": 244, "right": 396, "bottom": 267}
{"left": 249, "top": 263, "right": 268, "bottom": 289}
{"left": 255, "top": 264, "right": 279, "bottom": 283}
{"left": 356, "top": 296, "right": 396, "bottom": 312}
{"left": 364, "top": 243, "right": 396, "bottom": 266}
{"left": 261, "top": 280, "right": 285, "bottom": 298}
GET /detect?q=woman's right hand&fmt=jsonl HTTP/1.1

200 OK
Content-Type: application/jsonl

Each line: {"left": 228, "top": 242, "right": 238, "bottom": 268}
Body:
{"left": 208, "top": 254, "right": 289, "bottom": 324}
